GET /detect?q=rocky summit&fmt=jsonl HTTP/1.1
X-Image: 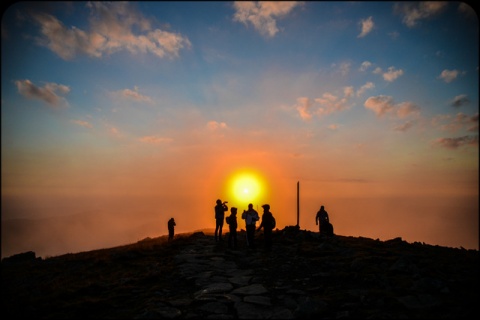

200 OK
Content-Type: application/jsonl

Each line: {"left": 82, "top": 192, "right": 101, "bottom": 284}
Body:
{"left": 2, "top": 226, "right": 479, "bottom": 319}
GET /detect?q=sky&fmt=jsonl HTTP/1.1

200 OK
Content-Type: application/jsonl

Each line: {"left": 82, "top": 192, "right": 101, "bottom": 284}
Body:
{"left": 1, "top": 1, "right": 478, "bottom": 258}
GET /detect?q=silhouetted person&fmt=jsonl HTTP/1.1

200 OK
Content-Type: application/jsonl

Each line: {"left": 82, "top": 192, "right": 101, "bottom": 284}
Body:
{"left": 214, "top": 199, "right": 228, "bottom": 242}
{"left": 257, "top": 204, "right": 276, "bottom": 249}
{"left": 226, "top": 207, "right": 238, "bottom": 249}
{"left": 242, "top": 203, "right": 259, "bottom": 248}
{"left": 316, "top": 205, "right": 334, "bottom": 237}
{"left": 168, "top": 218, "right": 176, "bottom": 240}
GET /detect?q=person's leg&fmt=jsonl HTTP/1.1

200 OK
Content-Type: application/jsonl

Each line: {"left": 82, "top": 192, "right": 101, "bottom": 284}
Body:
{"left": 219, "top": 223, "right": 223, "bottom": 241}
{"left": 215, "top": 220, "right": 219, "bottom": 241}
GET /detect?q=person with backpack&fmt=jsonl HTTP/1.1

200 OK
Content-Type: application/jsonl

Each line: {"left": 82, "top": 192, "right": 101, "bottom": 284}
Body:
{"left": 225, "top": 207, "right": 238, "bottom": 249}
{"left": 242, "top": 203, "right": 259, "bottom": 248}
{"left": 214, "top": 199, "right": 228, "bottom": 242}
{"left": 257, "top": 204, "right": 275, "bottom": 249}
{"left": 315, "top": 205, "right": 334, "bottom": 237}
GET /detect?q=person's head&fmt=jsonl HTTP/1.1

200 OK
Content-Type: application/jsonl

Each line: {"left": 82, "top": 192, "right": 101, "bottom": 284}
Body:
{"left": 248, "top": 203, "right": 253, "bottom": 209}
{"left": 216, "top": 199, "right": 222, "bottom": 205}
{"left": 262, "top": 204, "right": 270, "bottom": 211}
{"left": 320, "top": 205, "right": 324, "bottom": 210}
{"left": 231, "top": 207, "right": 237, "bottom": 214}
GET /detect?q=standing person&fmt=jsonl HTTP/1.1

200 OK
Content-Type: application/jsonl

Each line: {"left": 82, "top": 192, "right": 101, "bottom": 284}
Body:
{"left": 226, "top": 207, "right": 238, "bottom": 249}
{"left": 214, "top": 199, "right": 228, "bottom": 242}
{"left": 315, "top": 205, "right": 333, "bottom": 236}
{"left": 168, "top": 218, "right": 176, "bottom": 241}
{"left": 241, "top": 203, "right": 259, "bottom": 248}
{"left": 257, "top": 204, "right": 276, "bottom": 249}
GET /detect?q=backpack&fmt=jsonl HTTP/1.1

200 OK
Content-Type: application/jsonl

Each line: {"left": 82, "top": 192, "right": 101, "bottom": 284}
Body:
{"left": 226, "top": 216, "right": 231, "bottom": 224}
{"left": 270, "top": 216, "right": 276, "bottom": 229}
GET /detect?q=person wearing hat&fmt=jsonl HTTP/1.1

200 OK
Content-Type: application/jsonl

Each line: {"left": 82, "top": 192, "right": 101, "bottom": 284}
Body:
{"left": 257, "top": 204, "right": 276, "bottom": 249}
{"left": 242, "top": 203, "right": 259, "bottom": 248}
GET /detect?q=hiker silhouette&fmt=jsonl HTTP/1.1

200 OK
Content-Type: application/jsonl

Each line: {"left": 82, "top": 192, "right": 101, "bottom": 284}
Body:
{"left": 315, "top": 205, "right": 334, "bottom": 237}
{"left": 242, "top": 203, "right": 259, "bottom": 248}
{"left": 214, "top": 199, "right": 228, "bottom": 242}
{"left": 226, "top": 207, "right": 238, "bottom": 249}
{"left": 257, "top": 204, "right": 275, "bottom": 249}
{"left": 168, "top": 218, "right": 176, "bottom": 240}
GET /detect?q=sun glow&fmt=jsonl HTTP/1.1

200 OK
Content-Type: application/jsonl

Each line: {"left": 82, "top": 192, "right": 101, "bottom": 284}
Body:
{"left": 225, "top": 169, "right": 268, "bottom": 208}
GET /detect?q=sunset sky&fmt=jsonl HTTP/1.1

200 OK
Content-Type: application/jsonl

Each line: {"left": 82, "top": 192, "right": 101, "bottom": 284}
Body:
{"left": 1, "top": 1, "right": 478, "bottom": 257}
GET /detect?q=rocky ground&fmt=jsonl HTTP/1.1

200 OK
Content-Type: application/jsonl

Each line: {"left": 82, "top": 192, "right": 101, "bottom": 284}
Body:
{"left": 2, "top": 226, "right": 479, "bottom": 319}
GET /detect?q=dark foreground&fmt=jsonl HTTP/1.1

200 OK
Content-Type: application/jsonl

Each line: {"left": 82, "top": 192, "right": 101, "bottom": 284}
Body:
{"left": 2, "top": 227, "right": 479, "bottom": 319}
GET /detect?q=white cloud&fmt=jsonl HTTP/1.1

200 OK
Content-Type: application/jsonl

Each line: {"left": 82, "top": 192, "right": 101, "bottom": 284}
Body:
{"left": 207, "top": 121, "right": 228, "bottom": 131}
{"left": 114, "top": 86, "right": 153, "bottom": 104}
{"left": 364, "top": 95, "right": 420, "bottom": 120}
{"left": 395, "top": 1, "right": 448, "bottom": 28}
{"left": 31, "top": 2, "right": 191, "bottom": 60}
{"left": 358, "top": 16, "right": 374, "bottom": 38}
{"left": 382, "top": 66, "right": 404, "bottom": 82}
{"left": 294, "top": 97, "right": 313, "bottom": 120}
{"left": 15, "top": 79, "right": 70, "bottom": 108}
{"left": 233, "top": 1, "right": 303, "bottom": 38}
{"left": 356, "top": 82, "right": 375, "bottom": 97}
{"left": 359, "top": 61, "right": 372, "bottom": 72}
{"left": 364, "top": 95, "right": 395, "bottom": 117}
{"left": 438, "top": 69, "right": 461, "bottom": 83}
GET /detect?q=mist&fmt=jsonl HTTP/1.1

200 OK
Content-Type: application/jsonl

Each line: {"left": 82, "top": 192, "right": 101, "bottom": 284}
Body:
{"left": 2, "top": 191, "right": 478, "bottom": 259}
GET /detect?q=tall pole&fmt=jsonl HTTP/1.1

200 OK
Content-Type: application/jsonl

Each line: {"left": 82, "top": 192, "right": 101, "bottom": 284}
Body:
{"left": 296, "top": 181, "right": 299, "bottom": 227}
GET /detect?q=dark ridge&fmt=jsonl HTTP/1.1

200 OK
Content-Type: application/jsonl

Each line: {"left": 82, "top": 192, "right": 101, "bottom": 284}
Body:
{"left": 2, "top": 227, "right": 479, "bottom": 319}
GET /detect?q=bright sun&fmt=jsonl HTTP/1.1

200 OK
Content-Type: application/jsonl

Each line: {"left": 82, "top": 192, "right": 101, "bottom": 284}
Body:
{"left": 225, "top": 169, "right": 267, "bottom": 208}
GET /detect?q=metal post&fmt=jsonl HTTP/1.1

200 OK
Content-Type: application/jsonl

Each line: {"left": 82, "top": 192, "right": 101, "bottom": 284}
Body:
{"left": 296, "top": 181, "right": 299, "bottom": 227}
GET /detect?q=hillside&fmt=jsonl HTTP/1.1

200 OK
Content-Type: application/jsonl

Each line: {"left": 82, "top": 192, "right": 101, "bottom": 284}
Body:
{"left": 2, "top": 227, "right": 479, "bottom": 319}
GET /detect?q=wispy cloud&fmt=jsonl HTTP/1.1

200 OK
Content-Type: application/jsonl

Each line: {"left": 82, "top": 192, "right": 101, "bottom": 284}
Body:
{"left": 71, "top": 120, "right": 92, "bottom": 128}
{"left": 356, "top": 82, "right": 375, "bottom": 97}
{"left": 294, "top": 97, "right": 314, "bottom": 121}
{"left": 358, "top": 16, "right": 374, "bottom": 38}
{"left": 139, "top": 135, "right": 173, "bottom": 144}
{"left": 433, "top": 135, "right": 478, "bottom": 150}
{"left": 450, "top": 94, "right": 470, "bottom": 108}
{"left": 233, "top": 1, "right": 303, "bottom": 38}
{"left": 294, "top": 86, "right": 355, "bottom": 121}
{"left": 207, "top": 121, "right": 228, "bottom": 131}
{"left": 432, "top": 112, "right": 479, "bottom": 133}
{"left": 359, "top": 61, "right": 372, "bottom": 72}
{"left": 112, "top": 86, "right": 153, "bottom": 104}
{"left": 393, "top": 120, "right": 415, "bottom": 132}
{"left": 438, "top": 69, "right": 463, "bottom": 83}
{"left": 394, "top": 1, "right": 448, "bottom": 28}
{"left": 382, "top": 66, "right": 404, "bottom": 82}
{"left": 15, "top": 79, "right": 70, "bottom": 108}
{"left": 364, "top": 95, "right": 420, "bottom": 119}
{"left": 30, "top": 2, "right": 191, "bottom": 60}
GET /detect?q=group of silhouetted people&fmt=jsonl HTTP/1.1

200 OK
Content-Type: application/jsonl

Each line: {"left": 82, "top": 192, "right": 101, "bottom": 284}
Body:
{"left": 213, "top": 199, "right": 276, "bottom": 250}
{"left": 166, "top": 200, "right": 334, "bottom": 244}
